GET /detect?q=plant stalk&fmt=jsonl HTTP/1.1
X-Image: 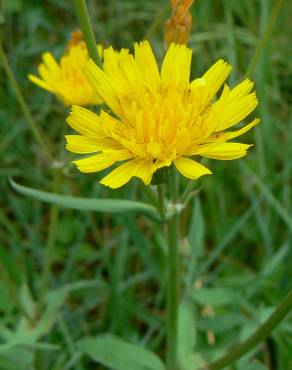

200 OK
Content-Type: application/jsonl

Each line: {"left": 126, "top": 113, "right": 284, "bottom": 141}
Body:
{"left": 38, "top": 169, "right": 62, "bottom": 310}
{"left": 166, "top": 171, "right": 180, "bottom": 370}
{"left": 157, "top": 184, "right": 165, "bottom": 219}
{"left": 73, "top": 0, "right": 101, "bottom": 66}
{"left": 0, "top": 43, "right": 53, "bottom": 162}
{"left": 245, "top": 0, "right": 283, "bottom": 77}
{"left": 202, "top": 289, "right": 292, "bottom": 370}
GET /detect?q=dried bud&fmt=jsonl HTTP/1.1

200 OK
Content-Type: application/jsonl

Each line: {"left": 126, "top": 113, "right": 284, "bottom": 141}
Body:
{"left": 164, "top": 0, "right": 194, "bottom": 47}
{"left": 66, "top": 30, "right": 84, "bottom": 51}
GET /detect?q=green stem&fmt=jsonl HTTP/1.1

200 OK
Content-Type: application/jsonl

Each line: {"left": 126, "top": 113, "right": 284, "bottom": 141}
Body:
{"left": 0, "top": 1, "right": 5, "bottom": 43}
{"left": 38, "top": 170, "right": 62, "bottom": 311}
{"left": 0, "top": 259, "right": 33, "bottom": 323}
{"left": 202, "top": 289, "right": 292, "bottom": 370}
{"left": 245, "top": 0, "right": 283, "bottom": 77}
{"left": 0, "top": 43, "right": 53, "bottom": 162}
{"left": 58, "top": 315, "right": 84, "bottom": 370}
{"left": 73, "top": 0, "right": 101, "bottom": 66}
{"left": 180, "top": 180, "right": 201, "bottom": 207}
{"left": 157, "top": 184, "right": 165, "bottom": 219}
{"left": 142, "top": 184, "right": 161, "bottom": 210}
{"left": 0, "top": 0, "right": 4, "bottom": 29}
{"left": 166, "top": 171, "right": 180, "bottom": 370}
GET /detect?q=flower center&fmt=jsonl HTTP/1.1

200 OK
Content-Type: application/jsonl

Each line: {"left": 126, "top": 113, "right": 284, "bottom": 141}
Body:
{"left": 111, "top": 85, "right": 208, "bottom": 162}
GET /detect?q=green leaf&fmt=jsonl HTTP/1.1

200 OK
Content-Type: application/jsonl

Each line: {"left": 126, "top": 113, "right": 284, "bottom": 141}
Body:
{"left": 178, "top": 301, "right": 205, "bottom": 370}
{"left": 191, "top": 287, "right": 239, "bottom": 306}
{"left": 178, "top": 301, "right": 196, "bottom": 357}
{"left": 0, "top": 288, "right": 66, "bottom": 355}
{"left": 188, "top": 197, "right": 205, "bottom": 260}
{"left": 0, "top": 282, "right": 13, "bottom": 312}
{"left": 34, "top": 289, "right": 68, "bottom": 339}
{"left": 197, "top": 313, "right": 245, "bottom": 334}
{"left": 9, "top": 178, "right": 160, "bottom": 220}
{"left": 0, "top": 347, "right": 34, "bottom": 370}
{"left": 244, "top": 165, "right": 292, "bottom": 232}
{"left": 237, "top": 360, "right": 268, "bottom": 370}
{"left": 185, "top": 197, "right": 205, "bottom": 292}
{"left": 20, "top": 284, "right": 36, "bottom": 319}
{"left": 261, "top": 243, "right": 289, "bottom": 277}
{"left": 240, "top": 307, "right": 275, "bottom": 342}
{"left": 78, "top": 334, "right": 165, "bottom": 370}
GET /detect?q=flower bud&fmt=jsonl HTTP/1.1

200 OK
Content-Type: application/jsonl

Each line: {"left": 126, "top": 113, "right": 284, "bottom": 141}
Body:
{"left": 164, "top": 0, "right": 194, "bottom": 47}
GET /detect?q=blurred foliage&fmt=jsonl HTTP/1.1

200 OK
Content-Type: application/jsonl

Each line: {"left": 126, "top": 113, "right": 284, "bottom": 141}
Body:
{"left": 0, "top": 0, "right": 291, "bottom": 369}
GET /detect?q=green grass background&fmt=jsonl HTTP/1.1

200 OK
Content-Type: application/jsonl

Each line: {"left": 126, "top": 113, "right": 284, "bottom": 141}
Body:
{"left": 0, "top": 0, "right": 291, "bottom": 369}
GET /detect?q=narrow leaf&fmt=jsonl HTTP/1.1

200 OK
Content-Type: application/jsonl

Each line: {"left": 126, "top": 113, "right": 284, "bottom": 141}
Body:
{"left": 9, "top": 178, "right": 159, "bottom": 220}
{"left": 178, "top": 301, "right": 196, "bottom": 355}
{"left": 245, "top": 165, "right": 292, "bottom": 232}
{"left": 189, "top": 197, "right": 205, "bottom": 260}
{"left": 178, "top": 301, "right": 201, "bottom": 370}
{"left": 78, "top": 334, "right": 165, "bottom": 370}
{"left": 192, "top": 287, "right": 239, "bottom": 306}
{"left": 237, "top": 361, "right": 268, "bottom": 370}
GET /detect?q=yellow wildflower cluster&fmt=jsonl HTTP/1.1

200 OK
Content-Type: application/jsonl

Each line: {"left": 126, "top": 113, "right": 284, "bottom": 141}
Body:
{"left": 65, "top": 41, "right": 259, "bottom": 188}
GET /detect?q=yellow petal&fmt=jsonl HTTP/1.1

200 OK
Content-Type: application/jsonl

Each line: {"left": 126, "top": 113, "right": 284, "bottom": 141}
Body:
{"left": 213, "top": 80, "right": 258, "bottom": 131}
{"left": 202, "top": 59, "right": 232, "bottom": 99}
{"left": 118, "top": 51, "right": 144, "bottom": 91}
{"left": 99, "top": 111, "right": 120, "bottom": 137}
{"left": 153, "top": 158, "right": 172, "bottom": 172}
{"left": 134, "top": 160, "right": 154, "bottom": 185}
{"left": 102, "top": 47, "right": 129, "bottom": 91}
{"left": 228, "top": 79, "right": 254, "bottom": 100}
{"left": 219, "top": 93, "right": 258, "bottom": 129}
{"left": 100, "top": 159, "right": 146, "bottom": 188}
{"left": 189, "top": 78, "right": 209, "bottom": 111}
{"left": 42, "top": 52, "right": 60, "bottom": 73}
{"left": 197, "top": 142, "right": 252, "bottom": 160}
{"left": 66, "top": 106, "right": 105, "bottom": 138}
{"left": 174, "top": 157, "right": 212, "bottom": 180}
{"left": 84, "top": 59, "right": 122, "bottom": 115}
{"left": 175, "top": 129, "right": 191, "bottom": 154}
{"left": 28, "top": 74, "right": 54, "bottom": 93}
{"left": 38, "top": 62, "right": 55, "bottom": 85}
{"left": 212, "top": 118, "right": 260, "bottom": 141}
{"left": 74, "top": 150, "right": 132, "bottom": 173}
{"left": 134, "top": 41, "right": 160, "bottom": 91}
{"left": 66, "top": 135, "right": 119, "bottom": 154}
{"left": 73, "top": 154, "right": 115, "bottom": 173}
{"left": 103, "top": 47, "right": 144, "bottom": 94}
{"left": 161, "top": 44, "right": 192, "bottom": 86}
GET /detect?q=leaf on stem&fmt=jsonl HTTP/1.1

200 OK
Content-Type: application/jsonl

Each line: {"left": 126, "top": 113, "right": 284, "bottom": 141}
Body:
{"left": 9, "top": 178, "right": 160, "bottom": 220}
{"left": 78, "top": 334, "right": 165, "bottom": 370}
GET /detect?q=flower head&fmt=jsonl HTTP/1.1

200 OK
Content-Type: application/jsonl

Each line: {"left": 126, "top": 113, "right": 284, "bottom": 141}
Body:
{"left": 66, "top": 41, "right": 259, "bottom": 189}
{"left": 28, "top": 35, "right": 102, "bottom": 106}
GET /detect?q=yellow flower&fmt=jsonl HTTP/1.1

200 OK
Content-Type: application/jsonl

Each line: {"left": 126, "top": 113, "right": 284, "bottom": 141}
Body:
{"left": 65, "top": 41, "right": 259, "bottom": 189}
{"left": 28, "top": 41, "right": 102, "bottom": 106}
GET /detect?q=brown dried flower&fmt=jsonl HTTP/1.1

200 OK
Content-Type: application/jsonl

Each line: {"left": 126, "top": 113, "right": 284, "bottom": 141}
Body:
{"left": 164, "top": 0, "right": 194, "bottom": 46}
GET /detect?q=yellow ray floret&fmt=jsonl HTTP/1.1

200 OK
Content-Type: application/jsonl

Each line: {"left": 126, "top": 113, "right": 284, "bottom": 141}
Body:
{"left": 65, "top": 41, "right": 259, "bottom": 188}
{"left": 28, "top": 42, "right": 103, "bottom": 106}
